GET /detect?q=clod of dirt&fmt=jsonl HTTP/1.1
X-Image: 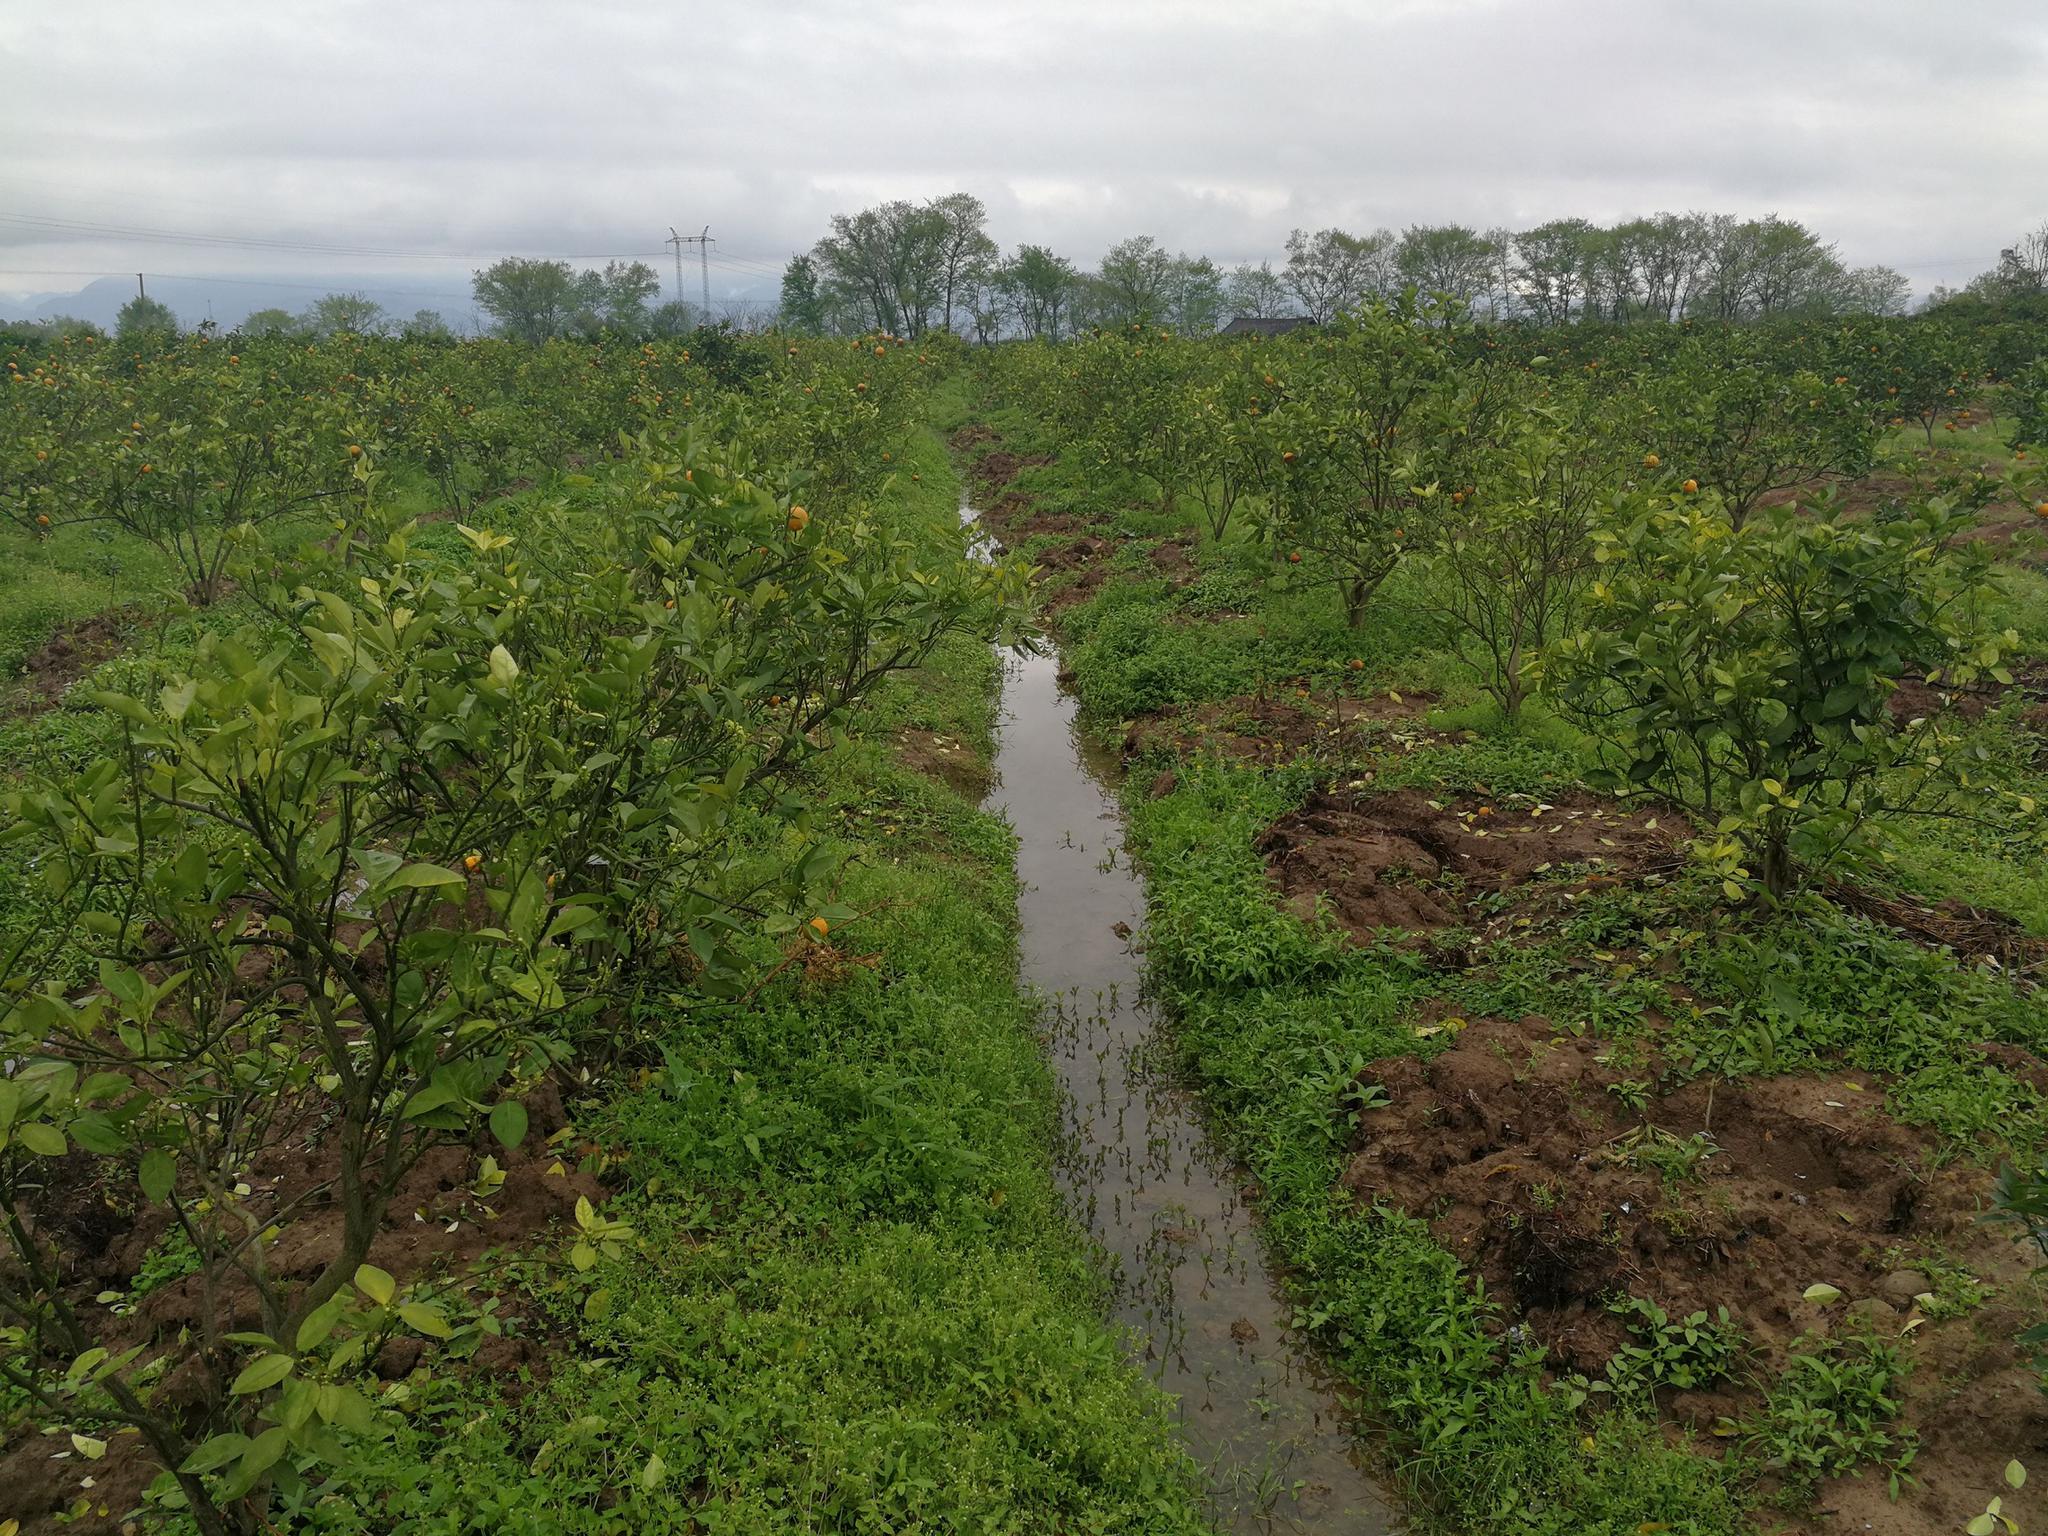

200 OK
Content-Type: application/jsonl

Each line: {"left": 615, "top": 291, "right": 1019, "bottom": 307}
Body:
{"left": 965, "top": 449, "right": 1049, "bottom": 494}
{"left": 1887, "top": 658, "right": 2048, "bottom": 734}
{"left": 1339, "top": 1013, "right": 2048, "bottom": 1535}
{"left": 1260, "top": 787, "right": 1681, "bottom": 942}
{"left": 8, "top": 609, "right": 140, "bottom": 716}
{"left": 1, "top": 1076, "right": 603, "bottom": 1535}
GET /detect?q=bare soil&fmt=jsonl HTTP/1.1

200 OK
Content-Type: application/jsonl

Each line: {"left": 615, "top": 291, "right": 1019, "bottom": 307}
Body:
{"left": 895, "top": 726, "right": 991, "bottom": 799}
{"left": 1259, "top": 786, "right": 1684, "bottom": 945}
{"left": 6, "top": 610, "right": 141, "bottom": 717}
{"left": 1124, "top": 688, "right": 1443, "bottom": 766}
{"left": 1341, "top": 1013, "right": 2048, "bottom": 1536}
{"left": 1887, "top": 659, "right": 2048, "bottom": 737}
{"left": 0, "top": 1079, "right": 605, "bottom": 1534}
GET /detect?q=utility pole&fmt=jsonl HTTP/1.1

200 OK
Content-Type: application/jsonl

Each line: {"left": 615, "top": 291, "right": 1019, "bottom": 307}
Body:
{"left": 666, "top": 226, "right": 713, "bottom": 320}
{"left": 137, "top": 274, "right": 146, "bottom": 300}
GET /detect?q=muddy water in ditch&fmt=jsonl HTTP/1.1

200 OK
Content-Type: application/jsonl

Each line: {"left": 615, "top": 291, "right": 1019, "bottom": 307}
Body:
{"left": 984, "top": 640, "right": 1400, "bottom": 1534}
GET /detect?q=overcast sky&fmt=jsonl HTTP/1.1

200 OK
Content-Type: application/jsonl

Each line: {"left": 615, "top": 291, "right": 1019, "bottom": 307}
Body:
{"left": 5, "top": 0, "right": 2046, "bottom": 310}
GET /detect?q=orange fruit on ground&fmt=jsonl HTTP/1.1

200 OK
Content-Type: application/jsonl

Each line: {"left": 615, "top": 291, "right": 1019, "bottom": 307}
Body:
{"left": 2036, "top": 503, "right": 2048, "bottom": 519}
{"left": 1282, "top": 451, "right": 1296, "bottom": 463}
{"left": 1288, "top": 551, "right": 1302, "bottom": 564}
{"left": 347, "top": 444, "right": 362, "bottom": 457}
{"left": 1642, "top": 453, "right": 1660, "bottom": 468}
{"left": 1347, "top": 658, "right": 1364, "bottom": 671}
{"left": 36, "top": 514, "right": 49, "bottom": 527}
{"left": 1682, "top": 479, "right": 1697, "bottom": 493}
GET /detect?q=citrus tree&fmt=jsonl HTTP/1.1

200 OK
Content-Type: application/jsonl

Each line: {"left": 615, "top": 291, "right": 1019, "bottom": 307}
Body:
{"left": 1645, "top": 337, "right": 1875, "bottom": 527}
{"left": 80, "top": 345, "right": 362, "bottom": 601}
{"left": 1265, "top": 294, "right": 1490, "bottom": 627}
{"left": 0, "top": 418, "right": 1021, "bottom": 1532}
{"left": 1547, "top": 494, "right": 2014, "bottom": 898}
{"left": 1418, "top": 383, "right": 1629, "bottom": 719}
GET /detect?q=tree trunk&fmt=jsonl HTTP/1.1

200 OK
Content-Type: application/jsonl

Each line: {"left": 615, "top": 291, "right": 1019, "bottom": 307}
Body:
{"left": 1758, "top": 832, "right": 1793, "bottom": 900}
{"left": 1346, "top": 577, "right": 1369, "bottom": 629}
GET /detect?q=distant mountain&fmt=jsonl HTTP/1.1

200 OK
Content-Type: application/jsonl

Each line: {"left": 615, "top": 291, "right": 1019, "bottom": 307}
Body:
{"left": 1, "top": 274, "right": 488, "bottom": 333}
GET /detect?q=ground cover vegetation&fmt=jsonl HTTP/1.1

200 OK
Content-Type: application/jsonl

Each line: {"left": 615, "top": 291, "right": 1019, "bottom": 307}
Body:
{"left": 961, "top": 289, "right": 2048, "bottom": 1534}
{"left": 6, "top": 218, "right": 2048, "bottom": 1536}
{"left": 0, "top": 325, "right": 1218, "bottom": 1534}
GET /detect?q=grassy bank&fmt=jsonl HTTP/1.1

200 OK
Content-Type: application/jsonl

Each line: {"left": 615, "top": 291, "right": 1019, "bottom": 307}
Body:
{"left": 957, "top": 380, "right": 2048, "bottom": 1536}
{"left": 4, "top": 420, "right": 1211, "bottom": 1534}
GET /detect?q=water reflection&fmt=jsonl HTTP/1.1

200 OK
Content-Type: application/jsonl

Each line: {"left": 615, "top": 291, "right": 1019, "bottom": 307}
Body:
{"left": 983, "top": 634, "right": 1399, "bottom": 1535}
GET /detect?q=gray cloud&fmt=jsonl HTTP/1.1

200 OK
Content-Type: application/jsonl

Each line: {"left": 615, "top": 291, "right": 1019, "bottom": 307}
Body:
{"left": 4, "top": 0, "right": 2044, "bottom": 309}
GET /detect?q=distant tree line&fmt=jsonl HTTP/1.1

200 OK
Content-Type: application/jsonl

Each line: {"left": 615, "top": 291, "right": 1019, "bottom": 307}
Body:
{"left": 779, "top": 197, "right": 1954, "bottom": 340}
{"left": 10, "top": 211, "right": 2040, "bottom": 352}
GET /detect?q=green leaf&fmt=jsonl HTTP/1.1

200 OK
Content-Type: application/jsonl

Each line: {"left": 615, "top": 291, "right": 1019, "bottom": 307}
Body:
{"left": 317, "top": 1381, "right": 377, "bottom": 1432}
{"left": 179, "top": 1433, "right": 252, "bottom": 1475}
{"left": 389, "top": 862, "right": 466, "bottom": 890}
{"left": 295, "top": 1296, "right": 346, "bottom": 1353}
{"left": 353, "top": 1263, "right": 396, "bottom": 1306}
{"left": 641, "top": 1450, "right": 666, "bottom": 1489}
{"left": 229, "top": 1353, "right": 296, "bottom": 1395}
{"left": 1801, "top": 1283, "right": 1841, "bottom": 1305}
{"left": 239, "top": 1425, "right": 289, "bottom": 1478}
{"left": 138, "top": 1148, "right": 175, "bottom": 1204}
{"left": 16, "top": 1122, "right": 65, "bottom": 1157}
{"left": 2007, "top": 1459, "right": 2026, "bottom": 1490}
{"left": 399, "top": 1302, "right": 453, "bottom": 1340}
{"left": 489, "top": 1100, "right": 529, "bottom": 1151}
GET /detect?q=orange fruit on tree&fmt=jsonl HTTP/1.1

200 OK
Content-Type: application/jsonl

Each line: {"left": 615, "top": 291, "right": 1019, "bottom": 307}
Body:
{"left": 787, "top": 505, "right": 810, "bottom": 533}
{"left": 347, "top": 444, "right": 362, "bottom": 457}
{"left": 35, "top": 514, "right": 49, "bottom": 527}
{"left": 1642, "top": 453, "right": 1660, "bottom": 468}
{"left": 1681, "top": 479, "right": 1697, "bottom": 493}
{"left": 463, "top": 853, "right": 482, "bottom": 872}
{"left": 809, "top": 916, "right": 830, "bottom": 936}
{"left": 1282, "top": 451, "right": 1296, "bottom": 463}
{"left": 1288, "top": 551, "right": 1302, "bottom": 564}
